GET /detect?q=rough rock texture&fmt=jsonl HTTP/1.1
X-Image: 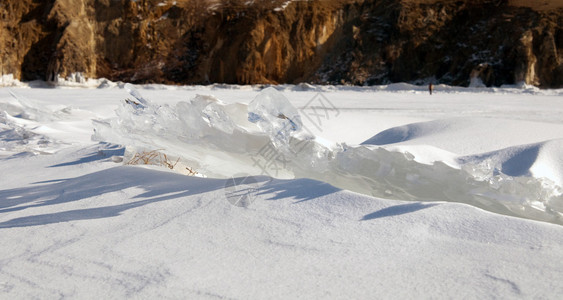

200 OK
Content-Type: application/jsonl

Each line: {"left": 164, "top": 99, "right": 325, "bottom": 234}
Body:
{"left": 1, "top": 0, "right": 562, "bottom": 87}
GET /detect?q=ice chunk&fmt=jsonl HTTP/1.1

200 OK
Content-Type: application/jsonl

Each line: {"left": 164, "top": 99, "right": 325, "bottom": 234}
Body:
{"left": 202, "top": 102, "right": 235, "bottom": 134}
{"left": 124, "top": 83, "right": 149, "bottom": 108}
{"left": 0, "top": 111, "right": 52, "bottom": 155}
{"left": 247, "top": 87, "right": 303, "bottom": 153}
{"left": 9, "top": 91, "right": 57, "bottom": 122}
{"left": 173, "top": 94, "right": 236, "bottom": 137}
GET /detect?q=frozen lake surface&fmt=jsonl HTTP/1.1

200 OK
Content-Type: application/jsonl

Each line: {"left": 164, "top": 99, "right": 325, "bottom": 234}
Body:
{"left": 1, "top": 80, "right": 562, "bottom": 298}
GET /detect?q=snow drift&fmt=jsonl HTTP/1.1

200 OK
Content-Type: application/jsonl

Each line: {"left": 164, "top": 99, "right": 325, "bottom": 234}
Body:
{"left": 2, "top": 83, "right": 563, "bottom": 299}
{"left": 92, "top": 86, "right": 563, "bottom": 225}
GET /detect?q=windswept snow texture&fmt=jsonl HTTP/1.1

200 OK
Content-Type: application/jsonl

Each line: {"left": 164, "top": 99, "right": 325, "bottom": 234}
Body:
{"left": 1, "top": 82, "right": 563, "bottom": 298}
{"left": 93, "top": 86, "right": 563, "bottom": 225}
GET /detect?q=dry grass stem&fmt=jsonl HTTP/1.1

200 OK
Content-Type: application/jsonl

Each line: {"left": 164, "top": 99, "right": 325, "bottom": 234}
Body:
{"left": 126, "top": 149, "right": 200, "bottom": 176}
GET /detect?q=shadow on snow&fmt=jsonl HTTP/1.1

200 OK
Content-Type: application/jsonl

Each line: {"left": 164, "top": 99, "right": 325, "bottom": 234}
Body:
{"left": 0, "top": 166, "right": 227, "bottom": 228}
{"left": 258, "top": 178, "right": 341, "bottom": 203}
{"left": 360, "top": 203, "right": 438, "bottom": 221}
{"left": 0, "top": 164, "right": 436, "bottom": 228}
{"left": 48, "top": 143, "right": 126, "bottom": 168}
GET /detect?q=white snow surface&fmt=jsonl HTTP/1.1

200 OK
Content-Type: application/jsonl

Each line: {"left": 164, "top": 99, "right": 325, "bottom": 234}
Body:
{"left": 1, "top": 81, "right": 563, "bottom": 298}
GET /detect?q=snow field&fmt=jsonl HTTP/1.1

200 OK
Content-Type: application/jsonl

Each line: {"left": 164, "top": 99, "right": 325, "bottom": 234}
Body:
{"left": 1, "top": 81, "right": 563, "bottom": 298}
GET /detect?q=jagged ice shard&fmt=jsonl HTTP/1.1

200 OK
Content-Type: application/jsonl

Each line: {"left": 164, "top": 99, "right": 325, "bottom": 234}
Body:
{"left": 93, "top": 86, "right": 563, "bottom": 225}
{"left": 248, "top": 87, "right": 304, "bottom": 154}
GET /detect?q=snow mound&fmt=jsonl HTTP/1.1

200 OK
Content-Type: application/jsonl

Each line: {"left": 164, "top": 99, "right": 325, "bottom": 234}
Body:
{"left": 362, "top": 117, "right": 563, "bottom": 155}
{"left": 459, "top": 140, "right": 563, "bottom": 189}
{"left": 93, "top": 86, "right": 563, "bottom": 225}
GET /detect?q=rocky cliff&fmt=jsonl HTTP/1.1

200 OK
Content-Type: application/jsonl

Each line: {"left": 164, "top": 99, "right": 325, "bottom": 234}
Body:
{"left": 1, "top": 0, "right": 562, "bottom": 87}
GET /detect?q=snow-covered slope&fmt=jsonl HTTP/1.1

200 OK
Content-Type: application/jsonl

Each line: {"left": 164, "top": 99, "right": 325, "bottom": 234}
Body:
{"left": 1, "top": 82, "right": 563, "bottom": 298}
{"left": 1, "top": 144, "right": 562, "bottom": 299}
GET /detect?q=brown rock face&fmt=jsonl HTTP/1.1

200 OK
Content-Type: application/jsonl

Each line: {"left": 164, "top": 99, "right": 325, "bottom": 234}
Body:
{"left": 1, "top": 0, "right": 562, "bottom": 87}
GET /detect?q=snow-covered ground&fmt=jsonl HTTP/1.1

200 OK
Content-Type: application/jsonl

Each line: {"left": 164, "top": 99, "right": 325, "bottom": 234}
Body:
{"left": 1, "top": 80, "right": 563, "bottom": 298}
